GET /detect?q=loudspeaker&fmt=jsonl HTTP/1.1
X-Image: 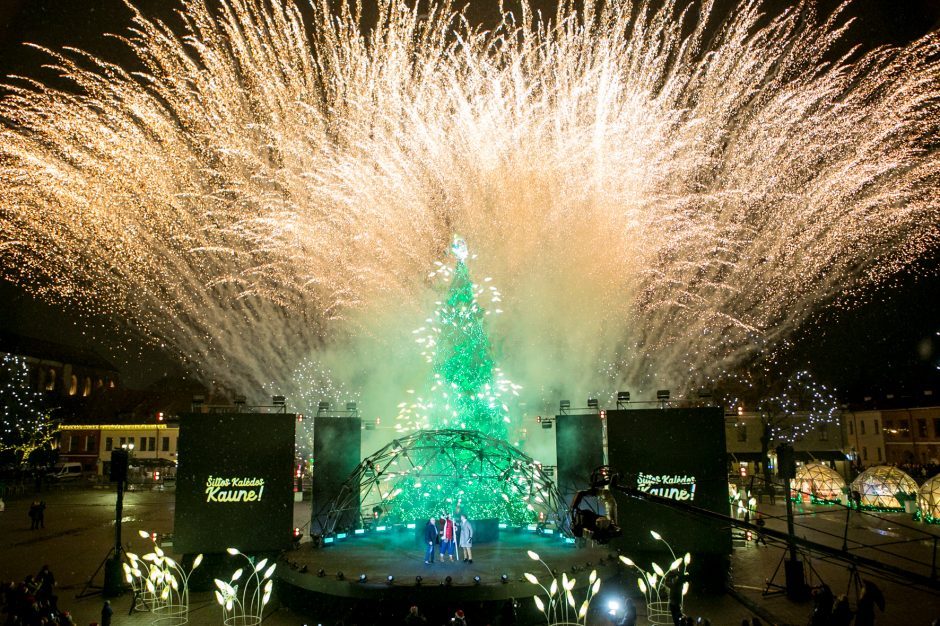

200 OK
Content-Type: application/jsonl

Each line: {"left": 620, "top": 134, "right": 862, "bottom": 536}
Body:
{"left": 555, "top": 414, "right": 605, "bottom": 506}
{"left": 109, "top": 449, "right": 128, "bottom": 482}
{"left": 311, "top": 417, "right": 361, "bottom": 533}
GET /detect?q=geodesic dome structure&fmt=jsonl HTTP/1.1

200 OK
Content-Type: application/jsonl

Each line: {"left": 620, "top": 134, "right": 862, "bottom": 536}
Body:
{"left": 850, "top": 465, "right": 918, "bottom": 510}
{"left": 918, "top": 475, "right": 940, "bottom": 522}
{"left": 792, "top": 463, "right": 846, "bottom": 502}
{"left": 317, "top": 429, "right": 569, "bottom": 535}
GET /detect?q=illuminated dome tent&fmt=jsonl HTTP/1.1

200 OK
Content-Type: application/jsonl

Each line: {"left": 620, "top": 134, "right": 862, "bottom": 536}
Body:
{"left": 793, "top": 463, "right": 846, "bottom": 502}
{"left": 918, "top": 475, "right": 940, "bottom": 523}
{"left": 850, "top": 465, "right": 918, "bottom": 510}
{"left": 319, "top": 429, "right": 569, "bottom": 536}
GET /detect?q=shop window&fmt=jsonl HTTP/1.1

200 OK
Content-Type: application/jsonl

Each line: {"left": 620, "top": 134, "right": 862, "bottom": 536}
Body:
{"left": 898, "top": 420, "right": 910, "bottom": 435}
{"left": 82, "top": 377, "right": 91, "bottom": 397}
{"left": 69, "top": 374, "right": 78, "bottom": 396}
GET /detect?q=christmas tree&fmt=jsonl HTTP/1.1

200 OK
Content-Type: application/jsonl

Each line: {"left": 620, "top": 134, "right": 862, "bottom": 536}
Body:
{"left": 0, "top": 353, "right": 56, "bottom": 465}
{"left": 397, "top": 237, "right": 519, "bottom": 440}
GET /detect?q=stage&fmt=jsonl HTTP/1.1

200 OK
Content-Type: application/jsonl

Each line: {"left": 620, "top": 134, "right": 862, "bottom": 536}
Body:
{"left": 276, "top": 529, "right": 619, "bottom": 604}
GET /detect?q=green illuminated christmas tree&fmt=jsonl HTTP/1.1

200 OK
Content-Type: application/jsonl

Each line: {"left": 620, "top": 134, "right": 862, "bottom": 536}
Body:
{"left": 0, "top": 354, "right": 56, "bottom": 465}
{"left": 396, "top": 236, "right": 518, "bottom": 440}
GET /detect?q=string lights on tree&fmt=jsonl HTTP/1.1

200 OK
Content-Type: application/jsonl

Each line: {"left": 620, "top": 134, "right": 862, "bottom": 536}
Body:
{"left": 0, "top": 354, "right": 56, "bottom": 464}
{"left": 396, "top": 236, "right": 520, "bottom": 440}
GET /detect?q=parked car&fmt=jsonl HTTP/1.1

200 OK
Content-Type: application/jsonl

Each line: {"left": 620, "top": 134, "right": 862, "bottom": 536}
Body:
{"left": 48, "top": 462, "right": 84, "bottom": 480}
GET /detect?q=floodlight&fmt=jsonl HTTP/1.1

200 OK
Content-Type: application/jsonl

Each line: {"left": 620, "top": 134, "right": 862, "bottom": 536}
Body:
{"left": 559, "top": 400, "right": 570, "bottom": 410}
{"left": 587, "top": 398, "right": 599, "bottom": 409}
{"left": 656, "top": 389, "right": 670, "bottom": 401}
{"left": 358, "top": 574, "right": 367, "bottom": 583}
{"left": 473, "top": 576, "right": 481, "bottom": 584}
{"left": 346, "top": 402, "right": 357, "bottom": 412}
{"left": 317, "top": 401, "right": 330, "bottom": 411}
{"left": 272, "top": 395, "right": 286, "bottom": 406}
{"left": 386, "top": 575, "right": 394, "bottom": 584}
{"left": 500, "top": 574, "right": 509, "bottom": 583}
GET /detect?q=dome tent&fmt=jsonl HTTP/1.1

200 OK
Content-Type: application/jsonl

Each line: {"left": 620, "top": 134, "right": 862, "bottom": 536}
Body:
{"left": 918, "top": 475, "right": 940, "bottom": 523}
{"left": 850, "top": 466, "right": 918, "bottom": 510}
{"left": 793, "top": 463, "right": 846, "bottom": 502}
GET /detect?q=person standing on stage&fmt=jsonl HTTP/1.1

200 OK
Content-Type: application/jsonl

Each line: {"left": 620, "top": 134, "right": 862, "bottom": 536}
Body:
{"left": 441, "top": 514, "right": 457, "bottom": 562}
{"left": 423, "top": 517, "right": 438, "bottom": 564}
{"left": 459, "top": 514, "right": 473, "bottom": 563}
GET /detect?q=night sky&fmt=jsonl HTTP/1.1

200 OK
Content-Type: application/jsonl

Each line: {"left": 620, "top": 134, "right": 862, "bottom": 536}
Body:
{"left": 0, "top": 0, "right": 938, "bottom": 396}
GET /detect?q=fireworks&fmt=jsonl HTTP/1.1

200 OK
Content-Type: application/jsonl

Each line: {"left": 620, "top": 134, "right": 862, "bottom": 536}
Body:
{"left": 0, "top": 0, "right": 937, "bottom": 408}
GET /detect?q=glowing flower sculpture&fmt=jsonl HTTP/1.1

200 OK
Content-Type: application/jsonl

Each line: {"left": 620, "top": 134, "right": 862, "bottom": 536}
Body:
{"left": 618, "top": 531, "right": 691, "bottom": 626}
{"left": 523, "top": 549, "right": 602, "bottom": 625}
{"left": 124, "top": 530, "right": 202, "bottom": 624}
{"left": 214, "top": 548, "right": 276, "bottom": 626}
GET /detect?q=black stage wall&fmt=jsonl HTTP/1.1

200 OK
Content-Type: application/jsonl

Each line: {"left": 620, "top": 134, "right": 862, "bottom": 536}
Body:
{"left": 311, "top": 416, "right": 361, "bottom": 534}
{"left": 175, "top": 412, "right": 295, "bottom": 554}
{"left": 555, "top": 413, "right": 605, "bottom": 507}
{"left": 606, "top": 407, "right": 730, "bottom": 558}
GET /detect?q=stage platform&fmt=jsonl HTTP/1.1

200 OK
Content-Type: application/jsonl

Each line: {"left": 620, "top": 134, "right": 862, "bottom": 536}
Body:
{"left": 276, "top": 529, "right": 619, "bottom": 604}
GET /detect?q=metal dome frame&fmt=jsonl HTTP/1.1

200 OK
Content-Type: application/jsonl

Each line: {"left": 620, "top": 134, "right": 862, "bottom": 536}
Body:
{"left": 917, "top": 474, "right": 940, "bottom": 523}
{"left": 850, "top": 465, "right": 918, "bottom": 510}
{"left": 315, "top": 429, "right": 570, "bottom": 536}
{"left": 793, "top": 462, "right": 846, "bottom": 502}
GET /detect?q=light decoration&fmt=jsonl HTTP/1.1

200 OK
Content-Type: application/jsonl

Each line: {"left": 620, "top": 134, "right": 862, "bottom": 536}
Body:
{"left": 917, "top": 475, "right": 940, "bottom": 524}
{"left": 0, "top": 0, "right": 938, "bottom": 398}
{"left": 792, "top": 463, "right": 846, "bottom": 503}
{"left": 850, "top": 466, "right": 918, "bottom": 511}
{"left": 396, "top": 236, "right": 519, "bottom": 440}
{"left": 124, "top": 529, "right": 202, "bottom": 624}
{"left": 318, "top": 429, "right": 566, "bottom": 534}
{"left": 758, "top": 371, "right": 840, "bottom": 444}
{"left": 214, "top": 548, "right": 276, "bottom": 626}
{"left": 523, "top": 549, "right": 602, "bottom": 625}
{"left": 0, "top": 354, "right": 55, "bottom": 464}
{"left": 618, "top": 531, "right": 691, "bottom": 626}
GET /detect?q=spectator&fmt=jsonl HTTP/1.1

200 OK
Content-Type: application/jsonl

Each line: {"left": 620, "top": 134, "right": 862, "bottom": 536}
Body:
{"left": 831, "top": 595, "right": 852, "bottom": 626}
{"left": 403, "top": 605, "right": 426, "bottom": 625}
{"left": 101, "top": 599, "right": 113, "bottom": 626}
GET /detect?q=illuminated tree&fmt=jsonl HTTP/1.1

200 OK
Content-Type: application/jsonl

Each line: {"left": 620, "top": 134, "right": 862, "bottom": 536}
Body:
{"left": 0, "top": 353, "right": 56, "bottom": 464}
{"left": 397, "top": 237, "right": 519, "bottom": 440}
{"left": 757, "top": 370, "right": 839, "bottom": 483}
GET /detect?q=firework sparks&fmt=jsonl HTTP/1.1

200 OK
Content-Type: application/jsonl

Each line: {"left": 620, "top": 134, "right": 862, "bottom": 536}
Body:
{"left": 0, "top": 0, "right": 937, "bottom": 407}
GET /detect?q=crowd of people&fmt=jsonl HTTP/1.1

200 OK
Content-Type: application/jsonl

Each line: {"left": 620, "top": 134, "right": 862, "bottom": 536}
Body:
{"left": 0, "top": 566, "right": 75, "bottom": 626}
{"left": 808, "top": 582, "right": 885, "bottom": 626}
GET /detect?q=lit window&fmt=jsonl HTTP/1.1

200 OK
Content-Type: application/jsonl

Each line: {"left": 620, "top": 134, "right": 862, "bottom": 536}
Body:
{"left": 45, "top": 369, "right": 56, "bottom": 391}
{"left": 69, "top": 375, "right": 78, "bottom": 396}
{"left": 83, "top": 377, "right": 91, "bottom": 397}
